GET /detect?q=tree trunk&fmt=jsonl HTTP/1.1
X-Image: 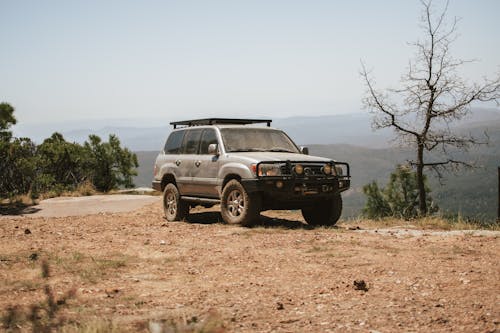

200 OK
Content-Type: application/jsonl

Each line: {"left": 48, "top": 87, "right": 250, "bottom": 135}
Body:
{"left": 416, "top": 143, "right": 427, "bottom": 215}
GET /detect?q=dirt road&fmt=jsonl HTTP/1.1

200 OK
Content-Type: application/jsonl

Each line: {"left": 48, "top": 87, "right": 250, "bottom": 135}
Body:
{"left": 1, "top": 194, "right": 160, "bottom": 218}
{"left": 0, "top": 201, "right": 499, "bottom": 332}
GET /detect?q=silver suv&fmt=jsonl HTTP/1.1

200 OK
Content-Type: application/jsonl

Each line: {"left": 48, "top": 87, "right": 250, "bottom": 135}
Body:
{"left": 152, "top": 118, "right": 350, "bottom": 226}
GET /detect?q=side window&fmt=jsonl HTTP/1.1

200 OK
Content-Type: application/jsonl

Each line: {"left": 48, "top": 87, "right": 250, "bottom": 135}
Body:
{"left": 164, "top": 130, "right": 185, "bottom": 154}
{"left": 199, "top": 129, "right": 219, "bottom": 154}
{"left": 181, "top": 129, "right": 203, "bottom": 154}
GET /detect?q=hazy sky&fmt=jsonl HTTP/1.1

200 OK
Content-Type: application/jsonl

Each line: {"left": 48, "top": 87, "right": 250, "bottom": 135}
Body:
{"left": 2, "top": 0, "right": 499, "bottom": 126}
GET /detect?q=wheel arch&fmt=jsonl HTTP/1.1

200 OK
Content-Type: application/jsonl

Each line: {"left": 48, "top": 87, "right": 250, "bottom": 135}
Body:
{"left": 161, "top": 174, "right": 176, "bottom": 191}
{"left": 222, "top": 174, "right": 242, "bottom": 189}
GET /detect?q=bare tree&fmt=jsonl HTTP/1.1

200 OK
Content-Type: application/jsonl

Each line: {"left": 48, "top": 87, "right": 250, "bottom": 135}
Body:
{"left": 361, "top": 0, "right": 500, "bottom": 215}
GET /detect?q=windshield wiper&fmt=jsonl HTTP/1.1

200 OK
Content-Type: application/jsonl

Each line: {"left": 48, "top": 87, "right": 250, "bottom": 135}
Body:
{"left": 266, "top": 148, "right": 296, "bottom": 153}
{"left": 229, "top": 148, "right": 267, "bottom": 152}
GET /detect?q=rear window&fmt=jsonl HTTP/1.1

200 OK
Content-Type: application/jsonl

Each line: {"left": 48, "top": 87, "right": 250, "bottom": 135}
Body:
{"left": 164, "top": 130, "right": 185, "bottom": 154}
{"left": 181, "top": 129, "right": 203, "bottom": 154}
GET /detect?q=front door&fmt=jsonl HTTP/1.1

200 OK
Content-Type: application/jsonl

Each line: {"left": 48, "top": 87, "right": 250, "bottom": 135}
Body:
{"left": 190, "top": 129, "right": 220, "bottom": 197}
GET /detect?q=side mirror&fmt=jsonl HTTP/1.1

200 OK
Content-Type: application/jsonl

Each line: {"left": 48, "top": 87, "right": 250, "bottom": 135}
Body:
{"left": 208, "top": 143, "right": 219, "bottom": 155}
{"left": 300, "top": 146, "right": 309, "bottom": 155}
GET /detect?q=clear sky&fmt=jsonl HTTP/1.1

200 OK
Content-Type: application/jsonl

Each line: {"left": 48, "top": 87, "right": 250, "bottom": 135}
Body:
{"left": 1, "top": 0, "right": 499, "bottom": 126}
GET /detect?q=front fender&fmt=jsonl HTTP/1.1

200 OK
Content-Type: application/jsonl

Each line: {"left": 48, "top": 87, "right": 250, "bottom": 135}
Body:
{"left": 218, "top": 162, "right": 254, "bottom": 180}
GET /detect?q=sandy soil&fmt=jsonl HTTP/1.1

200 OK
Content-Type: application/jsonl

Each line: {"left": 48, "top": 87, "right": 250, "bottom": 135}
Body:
{"left": 0, "top": 202, "right": 499, "bottom": 332}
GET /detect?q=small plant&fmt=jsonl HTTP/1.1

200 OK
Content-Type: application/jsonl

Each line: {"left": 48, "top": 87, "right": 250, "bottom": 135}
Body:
{"left": 1, "top": 260, "right": 76, "bottom": 332}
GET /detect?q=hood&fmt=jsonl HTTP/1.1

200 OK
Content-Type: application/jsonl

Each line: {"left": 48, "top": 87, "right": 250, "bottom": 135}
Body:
{"left": 225, "top": 152, "right": 331, "bottom": 164}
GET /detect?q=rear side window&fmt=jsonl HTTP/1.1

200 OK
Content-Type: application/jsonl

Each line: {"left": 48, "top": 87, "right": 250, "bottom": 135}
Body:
{"left": 164, "top": 130, "right": 185, "bottom": 154}
{"left": 181, "top": 129, "right": 203, "bottom": 154}
{"left": 199, "top": 129, "right": 219, "bottom": 154}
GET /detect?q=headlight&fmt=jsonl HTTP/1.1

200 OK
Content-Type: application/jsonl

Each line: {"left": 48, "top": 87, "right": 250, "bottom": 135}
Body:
{"left": 258, "top": 164, "right": 282, "bottom": 176}
{"left": 322, "top": 164, "right": 332, "bottom": 175}
{"left": 293, "top": 164, "right": 304, "bottom": 175}
{"left": 335, "top": 166, "right": 343, "bottom": 176}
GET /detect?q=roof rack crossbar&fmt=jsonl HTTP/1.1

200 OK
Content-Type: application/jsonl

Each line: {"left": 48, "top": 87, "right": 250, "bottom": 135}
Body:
{"left": 170, "top": 118, "right": 272, "bottom": 128}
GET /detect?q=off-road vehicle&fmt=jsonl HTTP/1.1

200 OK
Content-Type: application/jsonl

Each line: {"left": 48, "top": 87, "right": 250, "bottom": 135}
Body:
{"left": 152, "top": 118, "right": 350, "bottom": 226}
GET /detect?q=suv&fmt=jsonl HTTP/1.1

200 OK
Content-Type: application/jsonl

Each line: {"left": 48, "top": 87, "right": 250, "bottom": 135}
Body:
{"left": 152, "top": 118, "right": 350, "bottom": 226}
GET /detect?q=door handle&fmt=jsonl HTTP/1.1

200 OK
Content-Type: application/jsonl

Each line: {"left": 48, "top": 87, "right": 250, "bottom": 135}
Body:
{"left": 175, "top": 160, "right": 181, "bottom": 166}
{"left": 195, "top": 161, "right": 201, "bottom": 167}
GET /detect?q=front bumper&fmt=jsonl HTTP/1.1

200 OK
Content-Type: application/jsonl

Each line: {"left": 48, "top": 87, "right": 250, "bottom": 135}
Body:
{"left": 242, "top": 177, "right": 350, "bottom": 195}
{"left": 241, "top": 176, "right": 349, "bottom": 210}
{"left": 242, "top": 160, "right": 350, "bottom": 209}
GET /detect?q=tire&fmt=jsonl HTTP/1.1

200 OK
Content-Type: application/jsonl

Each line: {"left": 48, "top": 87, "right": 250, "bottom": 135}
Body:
{"left": 301, "top": 194, "right": 342, "bottom": 226}
{"left": 163, "top": 183, "right": 189, "bottom": 221}
{"left": 221, "top": 179, "right": 261, "bottom": 226}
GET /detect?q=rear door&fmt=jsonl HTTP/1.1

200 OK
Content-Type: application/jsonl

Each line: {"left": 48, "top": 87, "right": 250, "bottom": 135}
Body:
{"left": 177, "top": 128, "right": 203, "bottom": 195}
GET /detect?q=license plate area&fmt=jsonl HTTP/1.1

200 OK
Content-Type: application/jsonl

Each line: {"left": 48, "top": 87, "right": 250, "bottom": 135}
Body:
{"left": 294, "top": 184, "right": 319, "bottom": 195}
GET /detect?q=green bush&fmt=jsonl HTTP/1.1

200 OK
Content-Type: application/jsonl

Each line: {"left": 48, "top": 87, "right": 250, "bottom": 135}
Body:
{"left": 363, "top": 165, "right": 438, "bottom": 219}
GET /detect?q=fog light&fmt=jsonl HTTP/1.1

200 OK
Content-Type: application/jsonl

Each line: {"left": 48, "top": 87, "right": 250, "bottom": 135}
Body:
{"left": 323, "top": 164, "right": 332, "bottom": 175}
{"left": 294, "top": 164, "right": 304, "bottom": 175}
{"left": 276, "top": 181, "right": 284, "bottom": 189}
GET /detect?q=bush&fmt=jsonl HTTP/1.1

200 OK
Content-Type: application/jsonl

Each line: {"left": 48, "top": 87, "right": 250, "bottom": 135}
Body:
{"left": 363, "top": 165, "right": 438, "bottom": 219}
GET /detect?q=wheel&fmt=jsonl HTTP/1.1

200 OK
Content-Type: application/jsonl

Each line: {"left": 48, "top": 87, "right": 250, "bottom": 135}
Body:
{"left": 163, "top": 183, "right": 189, "bottom": 221}
{"left": 301, "top": 194, "right": 342, "bottom": 226}
{"left": 221, "top": 179, "right": 261, "bottom": 226}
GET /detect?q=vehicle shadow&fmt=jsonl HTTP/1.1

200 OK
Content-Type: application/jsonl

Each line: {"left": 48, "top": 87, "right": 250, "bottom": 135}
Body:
{"left": 184, "top": 211, "right": 332, "bottom": 230}
{"left": 184, "top": 211, "right": 224, "bottom": 224}
{"left": 251, "top": 215, "right": 313, "bottom": 229}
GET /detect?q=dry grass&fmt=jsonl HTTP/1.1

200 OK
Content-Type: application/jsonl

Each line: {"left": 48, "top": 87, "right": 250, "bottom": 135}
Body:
{"left": 61, "top": 320, "right": 120, "bottom": 333}
{"left": 49, "top": 252, "right": 132, "bottom": 284}
{"left": 343, "top": 215, "right": 499, "bottom": 231}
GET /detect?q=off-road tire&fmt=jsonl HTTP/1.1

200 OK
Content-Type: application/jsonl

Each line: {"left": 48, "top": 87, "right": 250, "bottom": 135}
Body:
{"left": 301, "top": 194, "right": 342, "bottom": 226}
{"left": 163, "top": 183, "right": 189, "bottom": 221}
{"left": 221, "top": 179, "right": 261, "bottom": 226}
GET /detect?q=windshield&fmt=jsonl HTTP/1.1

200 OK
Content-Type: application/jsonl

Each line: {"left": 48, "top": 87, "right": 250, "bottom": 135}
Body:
{"left": 220, "top": 128, "right": 300, "bottom": 153}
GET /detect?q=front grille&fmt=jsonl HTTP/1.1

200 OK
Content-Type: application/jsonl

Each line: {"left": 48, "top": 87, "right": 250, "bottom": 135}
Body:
{"left": 302, "top": 165, "right": 323, "bottom": 177}
{"left": 278, "top": 162, "right": 326, "bottom": 177}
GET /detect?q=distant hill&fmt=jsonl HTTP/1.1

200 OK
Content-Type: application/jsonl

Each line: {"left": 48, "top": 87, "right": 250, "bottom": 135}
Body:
{"left": 14, "top": 107, "right": 500, "bottom": 150}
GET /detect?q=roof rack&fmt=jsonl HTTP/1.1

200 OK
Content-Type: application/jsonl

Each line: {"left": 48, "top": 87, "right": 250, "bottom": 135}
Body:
{"left": 170, "top": 118, "right": 272, "bottom": 129}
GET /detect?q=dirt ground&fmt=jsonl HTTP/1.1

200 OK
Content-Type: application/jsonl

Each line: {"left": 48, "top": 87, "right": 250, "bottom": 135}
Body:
{"left": 0, "top": 202, "right": 499, "bottom": 332}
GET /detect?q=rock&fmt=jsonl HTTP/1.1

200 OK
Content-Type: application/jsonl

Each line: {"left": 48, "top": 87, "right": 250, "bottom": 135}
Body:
{"left": 29, "top": 253, "right": 38, "bottom": 261}
{"left": 148, "top": 321, "right": 163, "bottom": 333}
{"left": 276, "top": 302, "right": 284, "bottom": 310}
{"left": 24, "top": 228, "right": 32, "bottom": 235}
{"left": 353, "top": 280, "right": 369, "bottom": 292}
